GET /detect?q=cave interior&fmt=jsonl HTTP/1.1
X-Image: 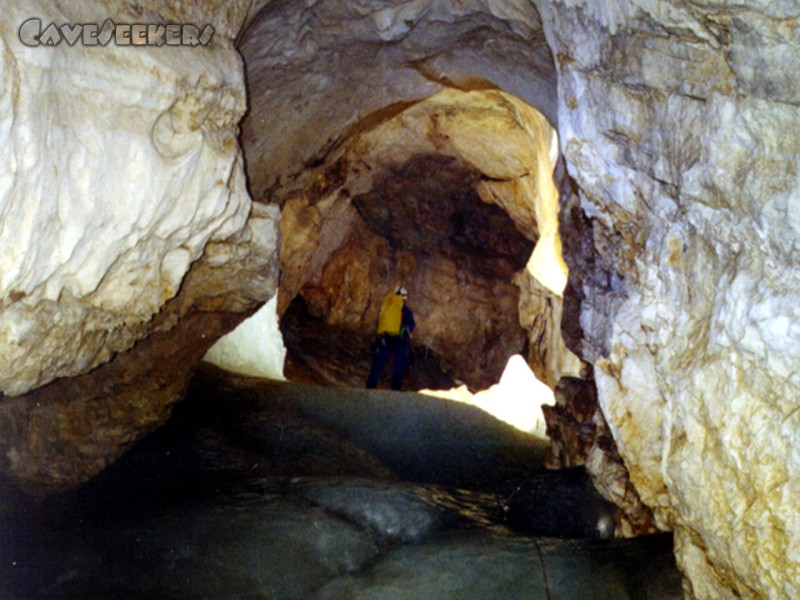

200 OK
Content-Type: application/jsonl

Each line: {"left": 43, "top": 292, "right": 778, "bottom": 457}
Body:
{"left": 279, "top": 152, "right": 539, "bottom": 392}
{"left": 232, "top": 0, "right": 584, "bottom": 400}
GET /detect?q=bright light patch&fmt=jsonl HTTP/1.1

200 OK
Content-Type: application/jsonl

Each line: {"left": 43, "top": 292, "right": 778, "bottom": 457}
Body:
{"left": 203, "top": 295, "right": 287, "bottom": 380}
{"left": 523, "top": 115, "right": 569, "bottom": 297}
{"left": 527, "top": 233, "right": 569, "bottom": 297}
{"left": 421, "top": 354, "right": 554, "bottom": 438}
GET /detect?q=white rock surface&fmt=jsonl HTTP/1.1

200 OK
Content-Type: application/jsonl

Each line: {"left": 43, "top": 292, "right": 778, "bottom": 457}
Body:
{"left": 0, "top": 1, "right": 253, "bottom": 396}
{"left": 204, "top": 295, "right": 286, "bottom": 379}
{"left": 536, "top": 0, "right": 800, "bottom": 597}
{"left": 423, "top": 354, "right": 555, "bottom": 437}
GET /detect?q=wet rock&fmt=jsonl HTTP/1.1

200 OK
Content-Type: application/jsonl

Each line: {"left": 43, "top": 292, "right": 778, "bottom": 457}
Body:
{"left": 0, "top": 376, "right": 682, "bottom": 600}
{"left": 2, "top": 485, "right": 681, "bottom": 600}
{"left": 6, "top": 501, "right": 380, "bottom": 600}
{"left": 193, "top": 366, "right": 549, "bottom": 490}
{"left": 500, "top": 467, "right": 619, "bottom": 540}
{"left": 543, "top": 377, "right": 657, "bottom": 537}
{"left": 293, "top": 479, "right": 449, "bottom": 543}
{"left": 315, "top": 530, "right": 682, "bottom": 600}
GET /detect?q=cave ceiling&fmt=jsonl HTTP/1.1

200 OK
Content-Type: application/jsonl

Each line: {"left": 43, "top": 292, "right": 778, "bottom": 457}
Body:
{"left": 352, "top": 154, "right": 534, "bottom": 280}
{"left": 238, "top": 0, "right": 557, "bottom": 201}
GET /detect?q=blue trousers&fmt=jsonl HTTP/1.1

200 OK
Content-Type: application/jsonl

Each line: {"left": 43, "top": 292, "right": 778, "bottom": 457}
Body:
{"left": 366, "top": 335, "right": 410, "bottom": 390}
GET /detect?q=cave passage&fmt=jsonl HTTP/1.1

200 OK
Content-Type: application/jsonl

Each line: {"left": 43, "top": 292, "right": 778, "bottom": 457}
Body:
{"left": 0, "top": 2, "right": 690, "bottom": 595}
{"left": 205, "top": 86, "right": 584, "bottom": 437}
{"left": 281, "top": 153, "right": 535, "bottom": 392}
{"left": 268, "top": 91, "right": 575, "bottom": 386}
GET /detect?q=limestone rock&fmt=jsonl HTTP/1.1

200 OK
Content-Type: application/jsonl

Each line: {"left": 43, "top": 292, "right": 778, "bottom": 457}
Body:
{"left": 537, "top": 0, "right": 800, "bottom": 596}
{"left": 0, "top": 1, "right": 254, "bottom": 396}
{"left": 240, "top": 0, "right": 556, "bottom": 200}
{"left": 204, "top": 296, "right": 287, "bottom": 380}
{"left": 286, "top": 211, "right": 528, "bottom": 390}
{"left": 3, "top": 0, "right": 797, "bottom": 597}
{"left": 0, "top": 204, "right": 280, "bottom": 494}
{"left": 543, "top": 376, "right": 657, "bottom": 537}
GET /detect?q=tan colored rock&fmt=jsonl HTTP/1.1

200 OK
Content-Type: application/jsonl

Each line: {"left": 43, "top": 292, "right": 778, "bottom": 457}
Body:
{"left": 276, "top": 89, "right": 581, "bottom": 389}
{"left": 538, "top": 0, "right": 800, "bottom": 596}
{"left": 0, "top": 203, "right": 280, "bottom": 495}
{"left": 291, "top": 212, "right": 527, "bottom": 389}
{"left": 515, "top": 267, "right": 583, "bottom": 389}
{"left": 0, "top": 0, "right": 286, "bottom": 494}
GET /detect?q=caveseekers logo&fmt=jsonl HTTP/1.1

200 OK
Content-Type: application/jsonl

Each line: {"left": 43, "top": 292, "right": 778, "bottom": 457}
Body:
{"left": 19, "top": 18, "right": 214, "bottom": 47}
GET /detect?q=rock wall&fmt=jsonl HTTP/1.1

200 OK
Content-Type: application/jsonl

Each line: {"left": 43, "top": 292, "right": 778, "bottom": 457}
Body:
{"left": 0, "top": 1, "right": 281, "bottom": 494}
{"left": 2, "top": 0, "right": 797, "bottom": 596}
{"left": 273, "top": 89, "right": 581, "bottom": 390}
{"left": 536, "top": 1, "right": 800, "bottom": 597}
{"left": 542, "top": 376, "right": 657, "bottom": 538}
{"left": 0, "top": 0, "right": 254, "bottom": 396}
{"left": 0, "top": 203, "right": 280, "bottom": 494}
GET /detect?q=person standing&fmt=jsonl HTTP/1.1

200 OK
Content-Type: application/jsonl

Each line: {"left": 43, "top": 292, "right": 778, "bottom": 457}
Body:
{"left": 366, "top": 286, "right": 415, "bottom": 390}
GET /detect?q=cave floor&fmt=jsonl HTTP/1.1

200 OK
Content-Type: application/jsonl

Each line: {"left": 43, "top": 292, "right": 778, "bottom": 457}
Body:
{"left": 0, "top": 367, "right": 683, "bottom": 599}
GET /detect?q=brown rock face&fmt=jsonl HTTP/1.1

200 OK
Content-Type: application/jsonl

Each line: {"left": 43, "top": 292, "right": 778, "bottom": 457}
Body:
{"left": 0, "top": 311, "right": 242, "bottom": 495}
{"left": 543, "top": 376, "right": 657, "bottom": 537}
{"left": 282, "top": 154, "right": 533, "bottom": 390}
{"left": 273, "top": 89, "right": 582, "bottom": 394}
{"left": 354, "top": 155, "right": 533, "bottom": 280}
